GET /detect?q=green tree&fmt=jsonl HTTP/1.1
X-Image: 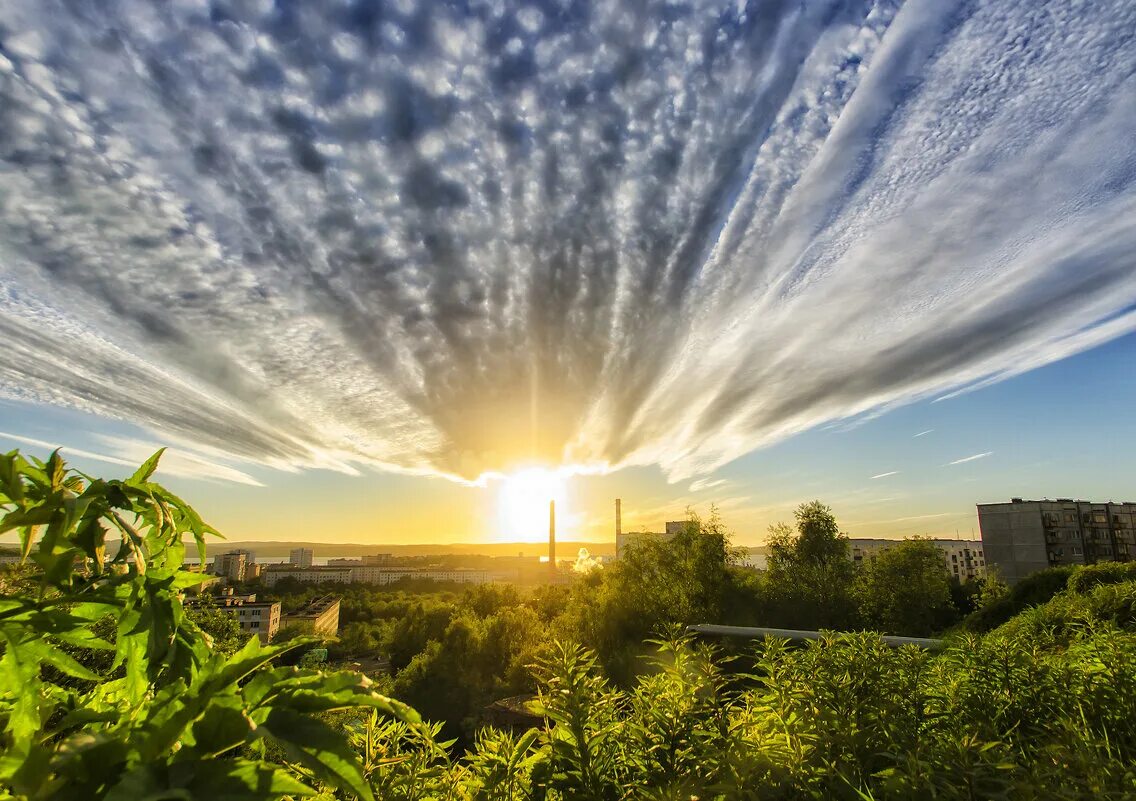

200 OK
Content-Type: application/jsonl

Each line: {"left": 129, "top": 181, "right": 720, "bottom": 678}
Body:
{"left": 765, "top": 501, "right": 856, "bottom": 629}
{"left": 561, "top": 509, "right": 737, "bottom": 682}
{"left": 853, "top": 538, "right": 958, "bottom": 636}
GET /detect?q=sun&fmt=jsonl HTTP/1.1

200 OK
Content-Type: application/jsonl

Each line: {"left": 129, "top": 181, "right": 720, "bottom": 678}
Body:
{"left": 495, "top": 467, "right": 569, "bottom": 542}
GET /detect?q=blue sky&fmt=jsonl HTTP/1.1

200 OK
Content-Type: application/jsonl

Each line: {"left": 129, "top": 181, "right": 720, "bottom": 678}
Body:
{"left": 0, "top": 0, "right": 1134, "bottom": 544}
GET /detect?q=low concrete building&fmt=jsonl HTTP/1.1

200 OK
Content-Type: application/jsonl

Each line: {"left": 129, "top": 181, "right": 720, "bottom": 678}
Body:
{"left": 615, "top": 531, "right": 671, "bottom": 560}
{"left": 282, "top": 595, "right": 340, "bottom": 638}
{"left": 978, "top": 499, "right": 1136, "bottom": 584}
{"left": 349, "top": 566, "right": 490, "bottom": 585}
{"left": 262, "top": 566, "right": 352, "bottom": 587}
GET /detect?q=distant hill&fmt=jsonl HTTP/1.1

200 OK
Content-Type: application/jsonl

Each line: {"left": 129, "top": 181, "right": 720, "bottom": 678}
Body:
{"left": 115, "top": 539, "right": 620, "bottom": 559}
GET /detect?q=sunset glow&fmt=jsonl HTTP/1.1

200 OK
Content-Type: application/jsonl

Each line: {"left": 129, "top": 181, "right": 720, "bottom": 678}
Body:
{"left": 495, "top": 468, "right": 569, "bottom": 543}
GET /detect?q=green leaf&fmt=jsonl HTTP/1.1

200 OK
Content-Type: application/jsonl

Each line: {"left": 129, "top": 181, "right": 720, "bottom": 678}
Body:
{"left": 259, "top": 708, "right": 374, "bottom": 801}
{"left": 259, "top": 669, "right": 422, "bottom": 722}
{"left": 22, "top": 638, "right": 102, "bottom": 681}
{"left": 172, "top": 758, "right": 316, "bottom": 801}
{"left": 189, "top": 698, "right": 255, "bottom": 758}
{"left": 129, "top": 449, "right": 166, "bottom": 485}
{"left": 0, "top": 504, "right": 57, "bottom": 536}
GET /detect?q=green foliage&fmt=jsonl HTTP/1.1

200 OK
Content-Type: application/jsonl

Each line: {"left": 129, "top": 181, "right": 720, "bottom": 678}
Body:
{"left": 765, "top": 501, "right": 857, "bottom": 629}
{"left": 5, "top": 459, "right": 1135, "bottom": 801}
{"left": 558, "top": 508, "right": 747, "bottom": 683}
{"left": 1067, "top": 561, "right": 1136, "bottom": 594}
{"left": 0, "top": 449, "right": 419, "bottom": 801}
{"left": 964, "top": 565, "right": 1077, "bottom": 632}
{"left": 853, "top": 538, "right": 957, "bottom": 636}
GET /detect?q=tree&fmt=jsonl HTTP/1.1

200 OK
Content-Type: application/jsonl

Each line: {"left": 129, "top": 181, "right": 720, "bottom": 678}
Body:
{"left": 560, "top": 508, "right": 737, "bottom": 683}
{"left": 765, "top": 501, "right": 856, "bottom": 629}
{"left": 853, "top": 538, "right": 957, "bottom": 636}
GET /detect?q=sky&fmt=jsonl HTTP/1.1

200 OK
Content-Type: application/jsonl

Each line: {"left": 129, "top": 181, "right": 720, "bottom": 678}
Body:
{"left": 0, "top": 0, "right": 1134, "bottom": 546}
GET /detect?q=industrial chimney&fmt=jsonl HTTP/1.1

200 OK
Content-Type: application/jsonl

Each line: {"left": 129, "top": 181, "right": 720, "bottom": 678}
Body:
{"left": 548, "top": 499, "right": 556, "bottom": 573}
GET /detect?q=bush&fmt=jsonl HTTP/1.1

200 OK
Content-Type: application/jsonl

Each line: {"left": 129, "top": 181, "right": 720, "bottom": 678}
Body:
{"left": 1067, "top": 561, "right": 1136, "bottom": 595}
{"left": 964, "top": 566, "right": 1077, "bottom": 632}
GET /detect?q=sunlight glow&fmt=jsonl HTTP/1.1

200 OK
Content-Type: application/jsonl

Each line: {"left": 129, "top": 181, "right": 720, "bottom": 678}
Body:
{"left": 495, "top": 468, "right": 569, "bottom": 542}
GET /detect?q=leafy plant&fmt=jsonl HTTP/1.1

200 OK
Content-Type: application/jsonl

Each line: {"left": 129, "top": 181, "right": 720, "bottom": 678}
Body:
{"left": 0, "top": 449, "right": 417, "bottom": 800}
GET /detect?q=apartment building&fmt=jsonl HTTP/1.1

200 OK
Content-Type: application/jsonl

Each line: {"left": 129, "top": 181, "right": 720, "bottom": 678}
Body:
{"left": 185, "top": 591, "right": 280, "bottom": 644}
{"left": 848, "top": 538, "right": 986, "bottom": 582}
{"left": 289, "top": 548, "right": 314, "bottom": 568}
{"left": 349, "top": 566, "right": 491, "bottom": 585}
{"left": 212, "top": 550, "right": 253, "bottom": 583}
{"left": 281, "top": 595, "right": 340, "bottom": 638}
{"left": 978, "top": 499, "right": 1136, "bottom": 584}
{"left": 262, "top": 565, "right": 352, "bottom": 587}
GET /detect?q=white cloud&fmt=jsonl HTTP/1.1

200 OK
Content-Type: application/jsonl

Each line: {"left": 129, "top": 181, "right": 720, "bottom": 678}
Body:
{"left": 0, "top": 429, "right": 263, "bottom": 485}
{"left": 688, "top": 478, "right": 729, "bottom": 493}
{"left": 870, "top": 471, "right": 899, "bottom": 480}
{"left": 947, "top": 452, "right": 993, "bottom": 466}
{"left": 0, "top": 0, "right": 1133, "bottom": 484}
{"left": 913, "top": 430, "right": 934, "bottom": 438}
{"left": 0, "top": 430, "right": 136, "bottom": 468}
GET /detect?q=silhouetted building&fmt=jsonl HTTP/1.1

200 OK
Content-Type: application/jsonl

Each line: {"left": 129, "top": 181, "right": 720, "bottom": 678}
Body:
{"left": 978, "top": 499, "right": 1136, "bottom": 583}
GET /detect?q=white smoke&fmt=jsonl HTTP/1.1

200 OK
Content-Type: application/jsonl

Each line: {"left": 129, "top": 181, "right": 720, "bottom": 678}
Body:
{"left": 573, "top": 547, "right": 602, "bottom": 575}
{"left": 0, "top": 0, "right": 1133, "bottom": 482}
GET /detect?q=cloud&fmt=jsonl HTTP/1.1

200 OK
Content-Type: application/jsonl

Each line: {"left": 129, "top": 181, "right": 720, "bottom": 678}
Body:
{"left": 0, "top": 430, "right": 136, "bottom": 469}
{"left": 947, "top": 452, "right": 993, "bottom": 466}
{"left": 870, "top": 471, "right": 899, "bottom": 480}
{"left": 0, "top": 1, "right": 1134, "bottom": 483}
{"left": 689, "top": 478, "right": 729, "bottom": 493}
{"left": 892, "top": 512, "right": 953, "bottom": 523}
{"left": 913, "top": 430, "right": 934, "bottom": 438}
{"left": 0, "top": 429, "right": 263, "bottom": 485}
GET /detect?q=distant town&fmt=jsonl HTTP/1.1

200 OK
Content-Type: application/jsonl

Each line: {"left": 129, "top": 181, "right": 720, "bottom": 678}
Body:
{"left": 148, "top": 496, "right": 1136, "bottom": 647}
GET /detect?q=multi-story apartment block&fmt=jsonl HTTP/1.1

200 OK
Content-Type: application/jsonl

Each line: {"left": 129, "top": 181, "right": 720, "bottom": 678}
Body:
{"left": 212, "top": 550, "right": 248, "bottom": 583}
{"left": 978, "top": 499, "right": 1136, "bottom": 584}
{"left": 289, "top": 548, "right": 314, "bottom": 568}
{"left": 235, "top": 601, "right": 281, "bottom": 643}
{"left": 281, "top": 595, "right": 340, "bottom": 638}
{"left": 185, "top": 591, "right": 280, "bottom": 644}
{"left": 848, "top": 539, "right": 986, "bottom": 582}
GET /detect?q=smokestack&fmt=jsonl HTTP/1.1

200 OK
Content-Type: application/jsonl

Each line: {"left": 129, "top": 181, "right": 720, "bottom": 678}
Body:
{"left": 616, "top": 498, "right": 622, "bottom": 538}
{"left": 549, "top": 499, "right": 556, "bottom": 573}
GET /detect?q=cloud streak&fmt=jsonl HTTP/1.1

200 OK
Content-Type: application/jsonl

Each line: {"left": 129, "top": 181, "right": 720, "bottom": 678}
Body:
{"left": 870, "top": 471, "right": 899, "bottom": 480}
{"left": 947, "top": 452, "right": 993, "bottom": 466}
{"left": 0, "top": 430, "right": 262, "bottom": 485}
{"left": 0, "top": 0, "right": 1133, "bottom": 482}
